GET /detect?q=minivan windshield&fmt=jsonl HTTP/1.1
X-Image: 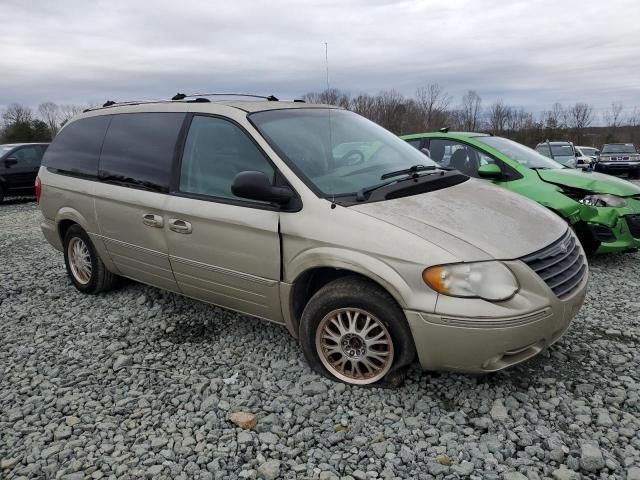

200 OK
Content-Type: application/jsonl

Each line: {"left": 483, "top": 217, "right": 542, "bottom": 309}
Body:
{"left": 602, "top": 144, "right": 637, "bottom": 154}
{"left": 477, "top": 136, "right": 564, "bottom": 169}
{"left": 250, "top": 108, "right": 441, "bottom": 196}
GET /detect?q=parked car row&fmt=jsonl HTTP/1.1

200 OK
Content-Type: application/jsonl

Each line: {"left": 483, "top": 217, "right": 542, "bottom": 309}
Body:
{"left": 35, "top": 97, "right": 590, "bottom": 387}
{"left": 534, "top": 139, "right": 640, "bottom": 178}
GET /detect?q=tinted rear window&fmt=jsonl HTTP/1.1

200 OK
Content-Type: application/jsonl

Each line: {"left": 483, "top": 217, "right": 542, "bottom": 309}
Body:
{"left": 43, "top": 116, "right": 111, "bottom": 177}
{"left": 99, "top": 113, "right": 186, "bottom": 192}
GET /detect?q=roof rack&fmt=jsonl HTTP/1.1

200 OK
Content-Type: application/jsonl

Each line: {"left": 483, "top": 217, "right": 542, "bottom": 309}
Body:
{"left": 83, "top": 99, "right": 173, "bottom": 112}
{"left": 171, "top": 92, "right": 279, "bottom": 101}
{"left": 83, "top": 92, "right": 291, "bottom": 113}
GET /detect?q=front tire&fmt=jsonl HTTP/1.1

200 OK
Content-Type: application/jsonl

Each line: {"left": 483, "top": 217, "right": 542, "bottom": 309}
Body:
{"left": 63, "top": 224, "right": 118, "bottom": 294}
{"left": 299, "top": 276, "right": 416, "bottom": 387}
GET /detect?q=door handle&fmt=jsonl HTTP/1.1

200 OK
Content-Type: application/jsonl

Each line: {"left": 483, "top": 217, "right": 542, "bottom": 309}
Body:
{"left": 142, "top": 213, "right": 164, "bottom": 228}
{"left": 169, "top": 218, "right": 192, "bottom": 234}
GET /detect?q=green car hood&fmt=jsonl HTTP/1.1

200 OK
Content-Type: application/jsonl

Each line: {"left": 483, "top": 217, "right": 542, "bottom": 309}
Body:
{"left": 536, "top": 169, "right": 640, "bottom": 197}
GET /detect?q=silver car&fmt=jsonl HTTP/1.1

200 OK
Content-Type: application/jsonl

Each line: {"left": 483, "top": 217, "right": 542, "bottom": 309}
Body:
{"left": 37, "top": 96, "right": 588, "bottom": 386}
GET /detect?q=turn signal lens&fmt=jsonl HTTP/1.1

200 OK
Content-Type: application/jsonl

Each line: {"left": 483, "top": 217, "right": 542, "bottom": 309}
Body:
{"left": 423, "top": 266, "right": 449, "bottom": 294}
{"left": 423, "top": 261, "right": 519, "bottom": 301}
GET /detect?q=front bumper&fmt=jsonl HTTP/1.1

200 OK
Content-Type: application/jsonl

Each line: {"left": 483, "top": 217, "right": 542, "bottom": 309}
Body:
{"left": 595, "top": 161, "right": 640, "bottom": 175}
{"left": 404, "top": 258, "right": 588, "bottom": 373}
{"left": 592, "top": 216, "right": 640, "bottom": 253}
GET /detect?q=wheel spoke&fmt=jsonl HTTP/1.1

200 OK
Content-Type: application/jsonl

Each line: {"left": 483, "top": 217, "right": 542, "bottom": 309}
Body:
{"left": 322, "top": 330, "right": 341, "bottom": 344}
{"left": 365, "top": 339, "right": 389, "bottom": 348}
{"left": 352, "top": 361, "right": 363, "bottom": 378}
{"left": 331, "top": 315, "right": 347, "bottom": 336}
{"left": 361, "top": 316, "right": 375, "bottom": 337}
{"left": 325, "top": 345, "right": 343, "bottom": 357}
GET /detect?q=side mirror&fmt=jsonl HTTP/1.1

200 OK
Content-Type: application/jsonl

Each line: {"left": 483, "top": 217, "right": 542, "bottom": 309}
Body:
{"left": 478, "top": 163, "right": 502, "bottom": 179}
{"left": 231, "top": 171, "right": 294, "bottom": 205}
{"left": 4, "top": 156, "right": 18, "bottom": 167}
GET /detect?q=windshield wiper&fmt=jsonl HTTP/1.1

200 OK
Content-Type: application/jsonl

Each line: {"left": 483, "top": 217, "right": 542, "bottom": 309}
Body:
{"left": 380, "top": 164, "right": 436, "bottom": 180}
{"left": 356, "top": 180, "right": 397, "bottom": 201}
{"left": 356, "top": 170, "right": 445, "bottom": 202}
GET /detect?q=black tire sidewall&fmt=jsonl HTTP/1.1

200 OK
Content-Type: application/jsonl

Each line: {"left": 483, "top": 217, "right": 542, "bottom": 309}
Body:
{"left": 299, "top": 277, "right": 415, "bottom": 385}
{"left": 63, "top": 225, "right": 101, "bottom": 293}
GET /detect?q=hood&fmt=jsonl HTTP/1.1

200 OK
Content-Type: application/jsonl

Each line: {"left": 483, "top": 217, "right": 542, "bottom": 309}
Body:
{"left": 351, "top": 179, "right": 566, "bottom": 261}
{"left": 536, "top": 168, "right": 640, "bottom": 197}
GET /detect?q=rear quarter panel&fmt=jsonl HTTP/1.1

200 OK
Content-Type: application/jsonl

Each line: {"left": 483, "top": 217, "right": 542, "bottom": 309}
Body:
{"left": 38, "top": 167, "right": 115, "bottom": 270}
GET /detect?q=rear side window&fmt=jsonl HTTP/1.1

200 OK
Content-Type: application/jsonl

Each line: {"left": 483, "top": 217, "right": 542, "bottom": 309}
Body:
{"left": 43, "top": 116, "right": 111, "bottom": 177}
{"left": 99, "top": 113, "right": 186, "bottom": 192}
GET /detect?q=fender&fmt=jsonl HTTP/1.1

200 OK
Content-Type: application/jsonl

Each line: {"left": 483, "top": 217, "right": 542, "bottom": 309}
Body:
{"left": 286, "top": 246, "right": 414, "bottom": 309}
{"left": 55, "top": 206, "right": 93, "bottom": 236}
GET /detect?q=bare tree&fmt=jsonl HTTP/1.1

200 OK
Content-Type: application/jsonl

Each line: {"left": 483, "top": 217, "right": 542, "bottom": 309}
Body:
{"left": 38, "top": 102, "right": 61, "bottom": 137}
{"left": 544, "top": 102, "right": 566, "bottom": 130}
{"left": 487, "top": 100, "right": 511, "bottom": 134}
{"left": 59, "top": 104, "right": 87, "bottom": 125}
{"left": 459, "top": 90, "right": 482, "bottom": 131}
{"left": 603, "top": 102, "right": 624, "bottom": 129}
{"left": 374, "top": 90, "right": 407, "bottom": 133}
{"left": 2, "top": 103, "right": 33, "bottom": 126}
{"left": 415, "top": 83, "right": 451, "bottom": 130}
{"left": 349, "top": 94, "right": 377, "bottom": 119}
{"left": 506, "top": 108, "right": 533, "bottom": 133}
{"left": 567, "top": 102, "right": 594, "bottom": 144}
{"left": 303, "top": 89, "right": 350, "bottom": 108}
{"left": 629, "top": 107, "right": 640, "bottom": 128}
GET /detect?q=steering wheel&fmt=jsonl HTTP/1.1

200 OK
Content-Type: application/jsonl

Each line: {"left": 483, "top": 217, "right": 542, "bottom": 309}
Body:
{"left": 337, "top": 150, "right": 365, "bottom": 166}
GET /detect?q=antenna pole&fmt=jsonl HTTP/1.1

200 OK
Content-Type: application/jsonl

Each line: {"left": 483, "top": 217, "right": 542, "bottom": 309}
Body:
{"left": 324, "top": 42, "right": 330, "bottom": 92}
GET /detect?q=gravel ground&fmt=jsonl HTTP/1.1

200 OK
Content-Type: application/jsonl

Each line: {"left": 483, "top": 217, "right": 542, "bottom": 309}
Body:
{"left": 1, "top": 197, "right": 639, "bottom": 480}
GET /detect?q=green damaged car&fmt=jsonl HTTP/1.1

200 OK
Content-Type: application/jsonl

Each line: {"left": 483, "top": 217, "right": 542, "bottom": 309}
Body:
{"left": 401, "top": 132, "right": 640, "bottom": 254}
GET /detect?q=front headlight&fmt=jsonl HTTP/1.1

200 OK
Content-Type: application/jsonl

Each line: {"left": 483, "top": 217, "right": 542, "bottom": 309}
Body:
{"left": 580, "top": 194, "right": 627, "bottom": 207}
{"left": 423, "top": 261, "right": 519, "bottom": 301}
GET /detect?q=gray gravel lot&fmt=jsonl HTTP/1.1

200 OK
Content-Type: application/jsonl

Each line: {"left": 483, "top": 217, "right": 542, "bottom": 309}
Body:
{"left": 1, "top": 198, "right": 639, "bottom": 480}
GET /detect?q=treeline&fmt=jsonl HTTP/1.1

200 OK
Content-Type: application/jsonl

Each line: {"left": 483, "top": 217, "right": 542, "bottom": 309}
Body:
{"left": 303, "top": 86, "right": 640, "bottom": 148}
{"left": 3, "top": 90, "right": 640, "bottom": 148}
{"left": 0, "top": 102, "right": 88, "bottom": 143}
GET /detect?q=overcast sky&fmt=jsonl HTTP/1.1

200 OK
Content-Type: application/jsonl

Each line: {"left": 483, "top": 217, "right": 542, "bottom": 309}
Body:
{"left": 1, "top": 0, "right": 639, "bottom": 119}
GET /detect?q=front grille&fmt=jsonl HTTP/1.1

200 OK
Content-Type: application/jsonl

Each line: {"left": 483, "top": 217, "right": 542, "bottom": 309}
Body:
{"left": 520, "top": 230, "right": 587, "bottom": 299}
{"left": 626, "top": 215, "right": 640, "bottom": 238}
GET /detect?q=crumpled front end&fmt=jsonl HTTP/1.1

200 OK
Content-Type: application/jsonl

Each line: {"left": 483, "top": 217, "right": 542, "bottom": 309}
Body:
{"left": 573, "top": 197, "right": 640, "bottom": 253}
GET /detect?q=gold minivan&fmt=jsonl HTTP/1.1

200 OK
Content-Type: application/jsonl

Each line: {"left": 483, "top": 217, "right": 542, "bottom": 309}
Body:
{"left": 37, "top": 96, "right": 588, "bottom": 386}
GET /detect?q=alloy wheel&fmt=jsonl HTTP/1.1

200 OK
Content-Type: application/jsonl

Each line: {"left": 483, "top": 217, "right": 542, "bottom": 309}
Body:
{"left": 315, "top": 307, "right": 394, "bottom": 385}
{"left": 68, "top": 237, "right": 92, "bottom": 285}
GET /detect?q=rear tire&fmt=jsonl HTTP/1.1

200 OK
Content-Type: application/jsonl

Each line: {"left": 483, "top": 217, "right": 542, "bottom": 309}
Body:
{"left": 298, "top": 276, "right": 416, "bottom": 387}
{"left": 0, "top": 184, "right": 4, "bottom": 203}
{"left": 63, "top": 224, "right": 118, "bottom": 294}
